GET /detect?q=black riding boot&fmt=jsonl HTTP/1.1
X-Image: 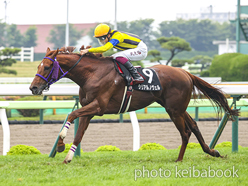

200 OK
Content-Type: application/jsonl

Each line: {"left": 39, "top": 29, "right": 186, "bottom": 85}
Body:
{"left": 123, "top": 61, "right": 144, "bottom": 84}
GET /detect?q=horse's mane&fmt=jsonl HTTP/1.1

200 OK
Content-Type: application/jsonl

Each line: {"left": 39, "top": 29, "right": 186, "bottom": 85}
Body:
{"left": 47, "top": 45, "right": 113, "bottom": 61}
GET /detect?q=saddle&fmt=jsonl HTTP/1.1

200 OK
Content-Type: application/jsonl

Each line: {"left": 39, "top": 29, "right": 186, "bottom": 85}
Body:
{"left": 114, "top": 60, "right": 162, "bottom": 91}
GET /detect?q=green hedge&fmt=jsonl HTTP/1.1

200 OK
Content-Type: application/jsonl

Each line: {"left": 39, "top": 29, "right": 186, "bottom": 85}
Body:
{"left": 178, "top": 142, "right": 201, "bottom": 149}
{"left": 7, "top": 145, "right": 41, "bottom": 155}
{"left": 95, "top": 145, "right": 121, "bottom": 152}
{"left": 215, "top": 141, "right": 242, "bottom": 148}
{"left": 139, "top": 143, "right": 166, "bottom": 150}
{"left": 209, "top": 53, "right": 248, "bottom": 81}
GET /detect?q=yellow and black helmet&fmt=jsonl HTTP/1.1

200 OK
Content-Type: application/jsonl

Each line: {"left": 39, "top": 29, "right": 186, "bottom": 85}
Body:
{"left": 94, "top": 23, "right": 111, "bottom": 38}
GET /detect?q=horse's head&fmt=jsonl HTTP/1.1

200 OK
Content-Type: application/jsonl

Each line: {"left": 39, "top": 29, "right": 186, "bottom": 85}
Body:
{"left": 30, "top": 47, "right": 59, "bottom": 95}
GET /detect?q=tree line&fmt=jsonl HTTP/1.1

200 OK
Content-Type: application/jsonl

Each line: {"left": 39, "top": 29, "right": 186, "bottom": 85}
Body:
{"left": 1, "top": 19, "right": 247, "bottom": 81}
{"left": 0, "top": 23, "right": 37, "bottom": 47}
{"left": 0, "top": 18, "right": 237, "bottom": 52}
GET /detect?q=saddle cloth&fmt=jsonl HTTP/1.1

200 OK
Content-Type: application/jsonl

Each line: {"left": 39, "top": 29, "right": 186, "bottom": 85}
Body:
{"left": 114, "top": 61, "right": 162, "bottom": 91}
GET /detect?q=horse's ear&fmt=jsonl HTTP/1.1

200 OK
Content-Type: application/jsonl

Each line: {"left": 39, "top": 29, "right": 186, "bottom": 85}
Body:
{"left": 66, "top": 46, "right": 76, "bottom": 53}
{"left": 59, "top": 47, "right": 66, "bottom": 53}
{"left": 86, "top": 45, "right": 91, "bottom": 49}
{"left": 46, "top": 47, "right": 51, "bottom": 53}
{"left": 80, "top": 45, "right": 85, "bottom": 50}
{"left": 51, "top": 48, "right": 59, "bottom": 59}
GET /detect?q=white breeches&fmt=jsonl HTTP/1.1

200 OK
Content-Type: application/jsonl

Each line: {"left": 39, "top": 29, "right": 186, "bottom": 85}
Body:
{"left": 112, "top": 41, "right": 148, "bottom": 61}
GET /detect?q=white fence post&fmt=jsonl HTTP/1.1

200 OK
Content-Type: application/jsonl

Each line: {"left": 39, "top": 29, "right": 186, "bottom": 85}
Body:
{"left": 129, "top": 111, "right": 140, "bottom": 151}
{"left": 0, "top": 107, "right": 10, "bottom": 155}
{"left": 30, "top": 47, "right": 34, "bottom": 62}
{"left": 20, "top": 47, "right": 24, "bottom": 62}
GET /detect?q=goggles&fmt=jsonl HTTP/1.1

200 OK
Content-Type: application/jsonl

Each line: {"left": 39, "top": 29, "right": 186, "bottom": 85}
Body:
{"left": 98, "top": 36, "right": 107, "bottom": 41}
{"left": 97, "top": 36, "right": 107, "bottom": 46}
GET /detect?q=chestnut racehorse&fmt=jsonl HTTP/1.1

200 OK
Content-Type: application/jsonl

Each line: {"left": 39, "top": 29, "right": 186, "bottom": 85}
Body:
{"left": 30, "top": 46, "right": 238, "bottom": 164}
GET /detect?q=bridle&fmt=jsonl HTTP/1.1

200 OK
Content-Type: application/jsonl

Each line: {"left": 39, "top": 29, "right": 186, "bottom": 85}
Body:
{"left": 36, "top": 55, "right": 84, "bottom": 90}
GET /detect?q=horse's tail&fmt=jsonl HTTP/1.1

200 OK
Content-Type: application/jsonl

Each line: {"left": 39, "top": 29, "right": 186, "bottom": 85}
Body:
{"left": 186, "top": 71, "right": 239, "bottom": 117}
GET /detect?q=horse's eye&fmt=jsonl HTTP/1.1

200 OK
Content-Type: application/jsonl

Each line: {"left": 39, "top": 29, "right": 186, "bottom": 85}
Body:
{"left": 44, "top": 66, "right": 50, "bottom": 70}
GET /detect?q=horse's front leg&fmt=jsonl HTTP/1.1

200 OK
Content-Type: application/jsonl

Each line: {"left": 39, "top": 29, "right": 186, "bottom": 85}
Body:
{"left": 56, "top": 121, "right": 71, "bottom": 152}
{"left": 57, "top": 98, "right": 100, "bottom": 153}
{"left": 63, "top": 116, "right": 92, "bottom": 164}
{"left": 63, "top": 99, "right": 103, "bottom": 164}
{"left": 57, "top": 88, "right": 87, "bottom": 153}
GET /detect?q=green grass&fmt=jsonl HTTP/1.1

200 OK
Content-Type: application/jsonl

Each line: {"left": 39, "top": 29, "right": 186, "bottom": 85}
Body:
{"left": 0, "top": 61, "right": 40, "bottom": 77}
{"left": 0, "top": 148, "right": 247, "bottom": 186}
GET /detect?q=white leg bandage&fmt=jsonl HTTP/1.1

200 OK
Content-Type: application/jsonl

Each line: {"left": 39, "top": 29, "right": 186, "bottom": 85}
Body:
{"left": 59, "top": 121, "right": 71, "bottom": 139}
{"left": 65, "top": 144, "right": 77, "bottom": 163}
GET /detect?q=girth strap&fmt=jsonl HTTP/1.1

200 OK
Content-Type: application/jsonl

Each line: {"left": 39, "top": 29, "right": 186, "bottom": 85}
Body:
{"left": 118, "top": 85, "right": 133, "bottom": 114}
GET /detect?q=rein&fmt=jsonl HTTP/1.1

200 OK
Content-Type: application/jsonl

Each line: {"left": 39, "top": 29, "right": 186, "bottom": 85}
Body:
{"left": 36, "top": 55, "right": 84, "bottom": 89}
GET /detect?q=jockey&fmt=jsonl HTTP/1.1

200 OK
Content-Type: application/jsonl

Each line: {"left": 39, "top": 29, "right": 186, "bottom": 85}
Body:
{"left": 80, "top": 23, "right": 147, "bottom": 84}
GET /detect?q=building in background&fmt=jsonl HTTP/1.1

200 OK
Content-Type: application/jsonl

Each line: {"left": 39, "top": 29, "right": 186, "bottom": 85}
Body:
{"left": 213, "top": 39, "right": 248, "bottom": 55}
{"left": 16, "top": 23, "right": 96, "bottom": 60}
{"left": 176, "top": 5, "right": 235, "bottom": 23}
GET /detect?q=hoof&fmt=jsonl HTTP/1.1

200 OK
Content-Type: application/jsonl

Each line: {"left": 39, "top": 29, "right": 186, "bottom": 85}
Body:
{"left": 63, "top": 160, "right": 71, "bottom": 164}
{"left": 175, "top": 159, "right": 183, "bottom": 162}
{"left": 56, "top": 144, "right": 65, "bottom": 153}
{"left": 214, "top": 149, "right": 220, "bottom": 157}
{"left": 214, "top": 149, "right": 223, "bottom": 158}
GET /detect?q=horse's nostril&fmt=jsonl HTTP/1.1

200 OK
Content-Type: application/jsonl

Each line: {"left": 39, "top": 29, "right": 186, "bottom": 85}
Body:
{"left": 30, "top": 86, "right": 38, "bottom": 94}
{"left": 30, "top": 86, "right": 37, "bottom": 91}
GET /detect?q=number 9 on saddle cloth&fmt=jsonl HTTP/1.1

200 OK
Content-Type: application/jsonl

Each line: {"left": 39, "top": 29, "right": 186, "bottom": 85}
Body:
{"left": 114, "top": 60, "right": 162, "bottom": 91}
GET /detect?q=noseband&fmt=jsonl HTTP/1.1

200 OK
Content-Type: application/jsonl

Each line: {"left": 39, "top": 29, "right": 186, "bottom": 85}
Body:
{"left": 36, "top": 55, "right": 83, "bottom": 89}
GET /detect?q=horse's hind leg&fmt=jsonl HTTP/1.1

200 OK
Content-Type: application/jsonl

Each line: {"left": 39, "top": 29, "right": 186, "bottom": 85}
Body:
{"left": 167, "top": 111, "right": 192, "bottom": 162}
{"left": 184, "top": 112, "right": 222, "bottom": 158}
